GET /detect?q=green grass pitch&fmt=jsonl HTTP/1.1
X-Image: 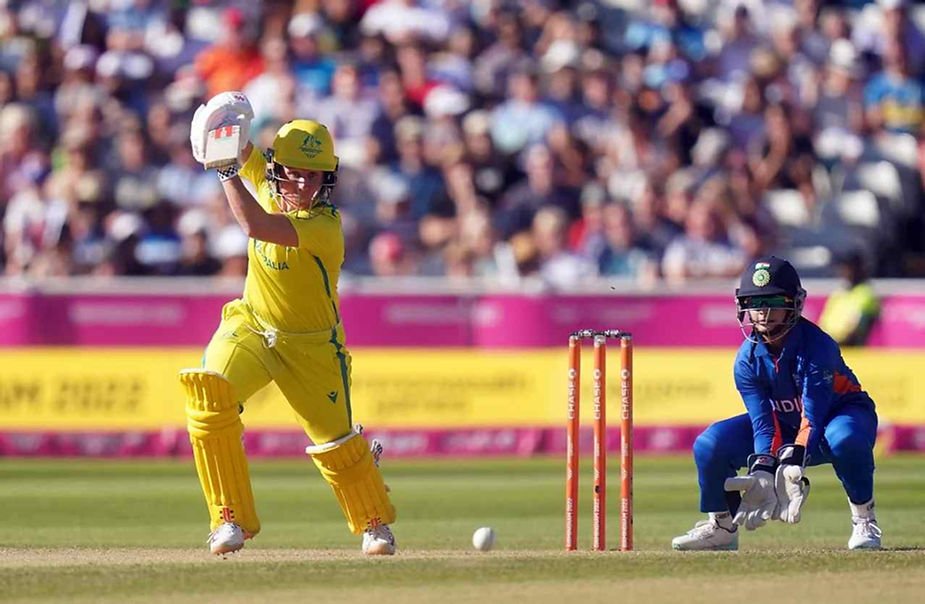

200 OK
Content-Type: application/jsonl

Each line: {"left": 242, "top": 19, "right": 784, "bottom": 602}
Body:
{"left": 2, "top": 455, "right": 924, "bottom": 603}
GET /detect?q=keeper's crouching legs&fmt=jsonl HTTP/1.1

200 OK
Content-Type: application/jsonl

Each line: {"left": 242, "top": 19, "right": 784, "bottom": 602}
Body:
{"left": 306, "top": 431, "right": 396, "bottom": 535}
{"left": 181, "top": 369, "right": 260, "bottom": 538}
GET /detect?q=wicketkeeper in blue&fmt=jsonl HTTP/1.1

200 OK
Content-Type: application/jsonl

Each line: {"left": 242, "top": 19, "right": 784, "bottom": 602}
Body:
{"left": 673, "top": 256, "right": 881, "bottom": 551}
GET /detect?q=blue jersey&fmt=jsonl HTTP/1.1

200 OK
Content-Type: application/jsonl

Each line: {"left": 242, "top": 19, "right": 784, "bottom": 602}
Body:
{"left": 733, "top": 318, "right": 875, "bottom": 456}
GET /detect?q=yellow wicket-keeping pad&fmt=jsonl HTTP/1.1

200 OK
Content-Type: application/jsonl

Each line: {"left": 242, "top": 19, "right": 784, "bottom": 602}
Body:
{"left": 181, "top": 369, "right": 260, "bottom": 536}
{"left": 307, "top": 432, "right": 396, "bottom": 535}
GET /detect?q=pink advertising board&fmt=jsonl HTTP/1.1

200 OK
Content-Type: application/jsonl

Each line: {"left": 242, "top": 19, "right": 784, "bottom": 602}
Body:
{"left": 1, "top": 424, "right": 918, "bottom": 457}
{"left": 0, "top": 291, "right": 922, "bottom": 348}
{"left": 0, "top": 293, "right": 925, "bottom": 348}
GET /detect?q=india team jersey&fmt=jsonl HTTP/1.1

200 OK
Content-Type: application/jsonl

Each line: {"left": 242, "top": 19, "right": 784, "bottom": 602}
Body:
{"left": 236, "top": 146, "right": 344, "bottom": 332}
{"left": 733, "top": 318, "right": 874, "bottom": 456}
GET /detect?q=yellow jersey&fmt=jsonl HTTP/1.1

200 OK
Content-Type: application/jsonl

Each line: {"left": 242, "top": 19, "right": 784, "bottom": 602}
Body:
{"left": 818, "top": 283, "right": 880, "bottom": 344}
{"left": 236, "top": 146, "right": 344, "bottom": 332}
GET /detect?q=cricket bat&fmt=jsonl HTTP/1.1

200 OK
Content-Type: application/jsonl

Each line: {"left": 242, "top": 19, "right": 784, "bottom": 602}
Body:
{"left": 204, "top": 124, "right": 241, "bottom": 169}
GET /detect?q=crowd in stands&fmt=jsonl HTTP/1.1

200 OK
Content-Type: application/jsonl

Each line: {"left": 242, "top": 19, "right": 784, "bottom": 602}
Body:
{"left": 2, "top": 0, "right": 925, "bottom": 289}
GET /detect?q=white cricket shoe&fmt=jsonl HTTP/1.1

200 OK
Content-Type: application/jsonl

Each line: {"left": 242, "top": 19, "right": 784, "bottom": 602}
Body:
{"left": 208, "top": 522, "right": 245, "bottom": 555}
{"left": 848, "top": 517, "right": 882, "bottom": 550}
{"left": 672, "top": 517, "right": 739, "bottom": 551}
{"left": 362, "top": 523, "right": 396, "bottom": 556}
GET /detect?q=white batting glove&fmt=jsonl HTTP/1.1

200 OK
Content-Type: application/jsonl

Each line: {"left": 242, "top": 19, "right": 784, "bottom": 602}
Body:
{"left": 775, "top": 444, "right": 811, "bottom": 523}
{"left": 189, "top": 91, "right": 254, "bottom": 166}
{"left": 725, "top": 454, "right": 779, "bottom": 531}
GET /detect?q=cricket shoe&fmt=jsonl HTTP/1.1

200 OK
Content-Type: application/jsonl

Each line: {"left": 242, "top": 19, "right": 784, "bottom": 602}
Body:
{"left": 672, "top": 517, "right": 739, "bottom": 551}
{"left": 208, "top": 522, "right": 245, "bottom": 556}
{"left": 362, "top": 523, "right": 396, "bottom": 556}
{"left": 848, "top": 517, "right": 882, "bottom": 550}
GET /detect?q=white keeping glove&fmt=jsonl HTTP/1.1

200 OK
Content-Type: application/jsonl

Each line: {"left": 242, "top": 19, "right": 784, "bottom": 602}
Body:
{"left": 189, "top": 91, "right": 254, "bottom": 165}
{"left": 775, "top": 444, "right": 811, "bottom": 523}
{"left": 724, "top": 454, "right": 779, "bottom": 531}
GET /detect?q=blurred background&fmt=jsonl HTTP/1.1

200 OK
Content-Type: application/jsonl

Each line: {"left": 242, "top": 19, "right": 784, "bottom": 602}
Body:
{"left": 0, "top": 0, "right": 924, "bottom": 458}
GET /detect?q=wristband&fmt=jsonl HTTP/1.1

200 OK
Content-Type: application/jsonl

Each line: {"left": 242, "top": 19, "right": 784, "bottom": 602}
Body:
{"left": 746, "top": 453, "right": 779, "bottom": 475}
{"left": 777, "top": 444, "right": 807, "bottom": 467}
{"left": 217, "top": 165, "right": 239, "bottom": 181}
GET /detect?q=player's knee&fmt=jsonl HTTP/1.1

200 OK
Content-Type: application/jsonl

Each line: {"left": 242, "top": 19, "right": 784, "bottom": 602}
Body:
{"left": 693, "top": 429, "right": 722, "bottom": 468}
{"left": 827, "top": 430, "right": 871, "bottom": 459}
{"left": 180, "top": 370, "right": 241, "bottom": 438}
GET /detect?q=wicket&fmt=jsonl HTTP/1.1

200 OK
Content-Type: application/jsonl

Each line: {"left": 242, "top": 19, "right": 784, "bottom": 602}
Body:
{"left": 565, "top": 329, "right": 633, "bottom": 552}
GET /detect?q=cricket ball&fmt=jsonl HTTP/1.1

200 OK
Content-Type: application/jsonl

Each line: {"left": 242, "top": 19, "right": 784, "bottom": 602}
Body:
{"left": 472, "top": 526, "right": 496, "bottom": 551}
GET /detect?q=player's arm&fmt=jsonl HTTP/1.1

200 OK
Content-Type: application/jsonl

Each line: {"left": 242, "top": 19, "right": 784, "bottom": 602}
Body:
{"left": 772, "top": 345, "right": 839, "bottom": 524}
{"left": 725, "top": 353, "right": 780, "bottom": 530}
{"left": 798, "top": 352, "right": 839, "bottom": 454}
{"left": 238, "top": 140, "right": 254, "bottom": 167}
{"left": 220, "top": 174, "right": 298, "bottom": 247}
{"left": 734, "top": 357, "right": 776, "bottom": 455}
{"left": 190, "top": 91, "right": 296, "bottom": 246}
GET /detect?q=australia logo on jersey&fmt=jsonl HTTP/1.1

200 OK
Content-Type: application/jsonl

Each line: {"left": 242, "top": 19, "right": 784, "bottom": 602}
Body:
{"left": 254, "top": 240, "right": 290, "bottom": 271}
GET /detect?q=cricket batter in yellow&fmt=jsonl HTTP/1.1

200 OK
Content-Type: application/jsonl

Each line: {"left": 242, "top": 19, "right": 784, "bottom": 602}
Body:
{"left": 182, "top": 91, "right": 396, "bottom": 556}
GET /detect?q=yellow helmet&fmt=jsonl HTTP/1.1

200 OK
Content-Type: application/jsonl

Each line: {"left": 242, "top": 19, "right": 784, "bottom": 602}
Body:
{"left": 271, "top": 119, "right": 338, "bottom": 171}
{"left": 266, "top": 119, "right": 339, "bottom": 207}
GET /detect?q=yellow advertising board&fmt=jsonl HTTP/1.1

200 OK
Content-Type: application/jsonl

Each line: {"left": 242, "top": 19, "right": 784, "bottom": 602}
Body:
{"left": 0, "top": 348, "right": 922, "bottom": 429}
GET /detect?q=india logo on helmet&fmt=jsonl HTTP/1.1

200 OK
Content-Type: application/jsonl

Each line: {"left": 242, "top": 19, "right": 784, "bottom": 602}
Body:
{"left": 752, "top": 269, "right": 770, "bottom": 287}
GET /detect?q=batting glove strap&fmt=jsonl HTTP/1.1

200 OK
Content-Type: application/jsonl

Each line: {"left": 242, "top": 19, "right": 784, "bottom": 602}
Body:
{"left": 777, "top": 443, "right": 807, "bottom": 467}
{"left": 747, "top": 453, "right": 779, "bottom": 475}
{"left": 217, "top": 165, "right": 239, "bottom": 181}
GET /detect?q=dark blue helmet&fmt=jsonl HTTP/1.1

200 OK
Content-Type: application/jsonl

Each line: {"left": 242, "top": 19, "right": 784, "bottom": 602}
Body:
{"left": 735, "top": 256, "right": 806, "bottom": 343}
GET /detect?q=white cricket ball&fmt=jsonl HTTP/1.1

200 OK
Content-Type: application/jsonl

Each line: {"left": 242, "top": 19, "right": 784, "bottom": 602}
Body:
{"left": 472, "top": 526, "right": 496, "bottom": 551}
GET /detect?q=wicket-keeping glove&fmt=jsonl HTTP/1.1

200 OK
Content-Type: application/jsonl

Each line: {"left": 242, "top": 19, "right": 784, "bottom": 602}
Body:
{"left": 190, "top": 91, "right": 254, "bottom": 165}
{"left": 724, "top": 453, "right": 778, "bottom": 531}
{"left": 775, "top": 444, "right": 811, "bottom": 524}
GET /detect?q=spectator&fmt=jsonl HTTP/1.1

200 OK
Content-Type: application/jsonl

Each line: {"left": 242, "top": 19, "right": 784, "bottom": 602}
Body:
{"left": 496, "top": 144, "right": 578, "bottom": 239}
{"left": 320, "top": 0, "right": 364, "bottom": 51}
{"left": 814, "top": 40, "right": 865, "bottom": 135}
{"left": 212, "top": 223, "right": 249, "bottom": 278}
{"left": 394, "top": 41, "right": 440, "bottom": 111}
{"left": 244, "top": 37, "right": 297, "bottom": 128}
{"left": 749, "top": 102, "right": 816, "bottom": 196}
{"left": 0, "top": 104, "right": 48, "bottom": 204}
{"left": 460, "top": 110, "right": 519, "bottom": 204}
{"left": 714, "top": 4, "right": 762, "bottom": 82}
{"left": 472, "top": 10, "right": 529, "bottom": 100}
{"left": 110, "top": 128, "right": 160, "bottom": 212}
{"left": 623, "top": 0, "right": 706, "bottom": 63}
{"left": 818, "top": 251, "right": 882, "bottom": 346}
{"left": 315, "top": 62, "right": 379, "bottom": 168}
{"left": 176, "top": 211, "right": 221, "bottom": 276}
{"left": 853, "top": 0, "right": 925, "bottom": 76}
{"left": 367, "top": 68, "right": 412, "bottom": 166}
{"left": 864, "top": 39, "right": 924, "bottom": 134}
{"left": 2, "top": 0, "right": 924, "bottom": 282}
{"left": 288, "top": 12, "right": 337, "bottom": 99}
{"left": 360, "top": 0, "right": 453, "bottom": 45}
{"left": 490, "top": 67, "right": 564, "bottom": 156}
{"left": 387, "top": 116, "right": 452, "bottom": 221}
{"left": 369, "top": 231, "right": 415, "bottom": 277}
{"left": 661, "top": 199, "right": 746, "bottom": 285}
{"left": 596, "top": 201, "right": 652, "bottom": 279}
{"left": 532, "top": 205, "right": 595, "bottom": 290}
{"left": 194, "top": 8, "right": 263, "bottom": 98}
